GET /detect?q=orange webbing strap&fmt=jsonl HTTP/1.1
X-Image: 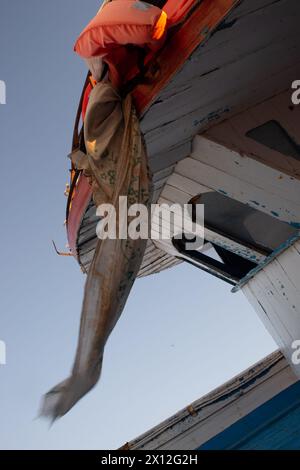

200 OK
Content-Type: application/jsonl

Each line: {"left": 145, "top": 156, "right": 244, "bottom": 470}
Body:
{"left": 72, "top": 72, "right": 91, "bottom": 152}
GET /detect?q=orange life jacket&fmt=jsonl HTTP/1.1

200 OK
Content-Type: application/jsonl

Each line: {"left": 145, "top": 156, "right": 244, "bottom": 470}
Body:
{"left": 75, "top": 0, "right": 196, "bottom": 90}
{"left": 74, "top": 1, "right": 167, "bottom": 59}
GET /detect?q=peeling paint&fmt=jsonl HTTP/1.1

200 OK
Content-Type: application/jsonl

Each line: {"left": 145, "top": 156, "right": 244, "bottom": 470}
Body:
{"left": 232, "top": 233, "right": 300, "bottom": 293}
{"left": 193, "top": 107, "right": 230, "bottom": 128}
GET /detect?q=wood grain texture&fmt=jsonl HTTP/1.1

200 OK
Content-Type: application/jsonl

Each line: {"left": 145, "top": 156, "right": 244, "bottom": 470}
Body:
{"left": 205, "top": 90, "right": 300, "bottom": 179}
{"left": 243, "top": 239, "right": 300, "bottom": 378}
{"left": 69, "top": 0, "right": 300, "bottom": 279}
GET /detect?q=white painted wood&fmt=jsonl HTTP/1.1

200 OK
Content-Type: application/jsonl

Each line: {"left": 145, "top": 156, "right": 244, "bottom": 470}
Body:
{"left": 192, "top": 136, "right": 300, "bottom": 204}
{"left": 243, "top": 239, "right": 300, "bottom": 377}
{"left": 167, "top": 173, "right": 213, "bottom": 197}
{"left": 152, "top": 184, "right": 261, "bottom": 261}
{"left": 178, "top": 153, "right": 300, "bottom": 225}
{"left": 77, "top": 0, "right": 300, "bottom": 279}
{"left": 80, "top": 123, "right": 300, "bottom": 275}
{"left": 205, "top": 89, "right": 300, "bottom": 179}
{"left": 153, "top": 133, "right": 295, "bottom": 264}
{"left": 273, "top": 246, "right": 300, "bottom": 290}
{"left": 152, "top": 165, "right": 176, "bottom": 184}
{"left": 152, "top": 216, "right": 264, "bottom": 264}
{"left": 143, "top": 30, "right": 300, "bottom": 156}
{"left": 138, "top": 255, "right": 178, "bottom": 277}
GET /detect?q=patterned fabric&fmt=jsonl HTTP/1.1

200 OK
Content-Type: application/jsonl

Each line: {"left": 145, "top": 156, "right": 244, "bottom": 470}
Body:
{"left": 40, "top": 82, "right": 151, "bottom": 420}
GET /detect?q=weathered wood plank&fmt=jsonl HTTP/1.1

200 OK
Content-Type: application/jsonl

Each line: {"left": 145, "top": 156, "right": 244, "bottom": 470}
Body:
{"left": 242, "top": 239, "right": 300, "bottom": 377}
{"left": 167, "top": 172, "right": 212, "bottom": 197}
{"left": 153, "top": 192, "right": 264, "bottom": 263}
{"left": 176, "top": 156, "right": 300, "bottom": 225}
{"left": 156, "top": 0, "right": 299, "bottom": 98}
{"left": 192, "top": 136, "right": 300, "bottom": 203}
{"left": 152, "top": 165, "right": 176, "bottom": 184}
{"left": 138, "top": 258, "right": 182, "bottom": 278}
{"left": 146, "top": 140, "right": 191, "bottom": 175}
{"left": 142, "top": 0, "right": 300, "bottom": 162}
{"left": 78, "top": 237, "right": 98, "bottom": 255}
{"left": 206, "top": 90, "right": 300, "bottom": 179}
{"left": 143, "top": 54, "right": 300, "bottom": 156}
{"left": 76, "top": 0, "right": 300, "bottom": 280}
{"left": 126, "top": 352, "right": 295, "bottom": 450}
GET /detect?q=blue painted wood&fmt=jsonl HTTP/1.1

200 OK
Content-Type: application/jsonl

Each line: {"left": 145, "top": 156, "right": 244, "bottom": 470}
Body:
{"left": 199, "top": 380, "right": 300, "bottom": 450}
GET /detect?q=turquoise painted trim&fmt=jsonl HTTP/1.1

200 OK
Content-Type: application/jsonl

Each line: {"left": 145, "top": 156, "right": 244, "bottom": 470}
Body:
{"left": 198, "top": 380, "right": 300, "bottom": 450}
{"left": 232, "top": 233, "right": 300, "bottom": 293}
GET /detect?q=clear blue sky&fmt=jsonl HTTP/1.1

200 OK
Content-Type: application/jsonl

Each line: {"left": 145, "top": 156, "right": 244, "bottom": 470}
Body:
{"left": 0, "top": 0, "right": 276, "bottom": 450}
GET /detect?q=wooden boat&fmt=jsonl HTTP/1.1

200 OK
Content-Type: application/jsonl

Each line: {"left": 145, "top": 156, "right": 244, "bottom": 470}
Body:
{"left": 66, "top": 0, "right": 300, "bottom": 413}
{"left": 67, "top": 0, "right": 247, "bottom": 278}
{"left": 120, "top": 351, "right": 300, "bottom": 450}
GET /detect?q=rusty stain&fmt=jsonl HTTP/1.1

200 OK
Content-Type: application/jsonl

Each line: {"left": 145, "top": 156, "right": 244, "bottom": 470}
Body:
{"left": 120, "top": 442, "right": 131, "bottom": 451}
{"left": 187, "top": 405, "right": 198, "bottom": 417}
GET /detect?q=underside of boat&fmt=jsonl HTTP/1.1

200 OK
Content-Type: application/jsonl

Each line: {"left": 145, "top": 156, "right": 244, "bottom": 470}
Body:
{"left": 67, "top": 0, "right": 300, "bottom": 285}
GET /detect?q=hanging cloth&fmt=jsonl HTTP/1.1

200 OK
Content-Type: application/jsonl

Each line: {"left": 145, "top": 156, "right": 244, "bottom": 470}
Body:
{"left": 40, "top": 82, "right": 151, "bottom": 419}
